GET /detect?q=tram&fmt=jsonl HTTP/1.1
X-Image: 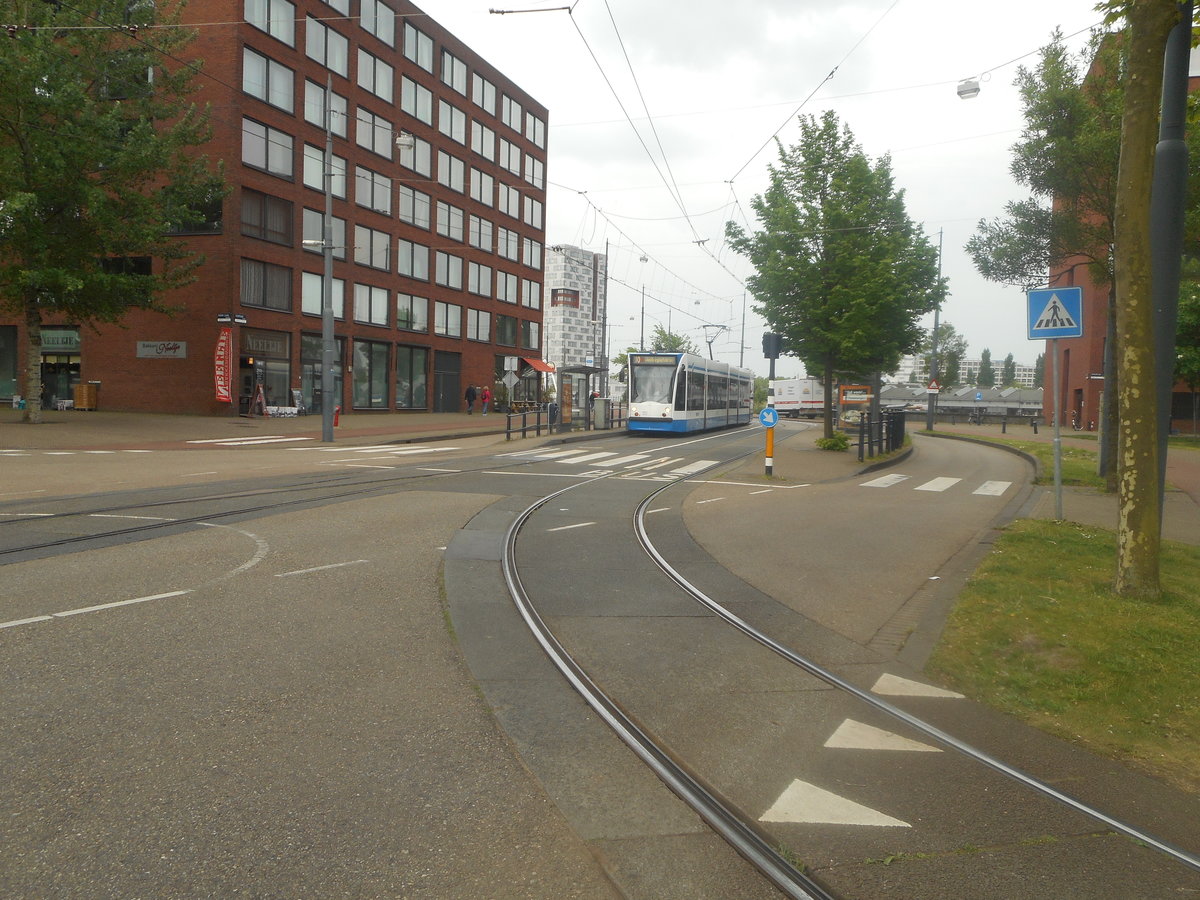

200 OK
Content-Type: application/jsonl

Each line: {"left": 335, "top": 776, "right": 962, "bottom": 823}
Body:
{"left": 627, "top": 352, "right": 754, "bottom": 434}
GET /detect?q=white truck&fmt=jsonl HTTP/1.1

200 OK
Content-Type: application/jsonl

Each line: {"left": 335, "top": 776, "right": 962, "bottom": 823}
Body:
{"left": 766, "top": 378, "right": 826, "bottom": 418}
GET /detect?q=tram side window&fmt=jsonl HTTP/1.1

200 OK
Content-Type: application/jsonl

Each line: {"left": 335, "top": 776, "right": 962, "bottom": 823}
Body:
{"left": 687, "top": 370, "right": 705, "bottom": 411}
{"left": 708, "top": 373, "right": 726, "bottom": 410}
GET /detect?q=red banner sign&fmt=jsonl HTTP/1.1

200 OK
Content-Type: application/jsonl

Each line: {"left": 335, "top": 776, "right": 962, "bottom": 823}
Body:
{"left": 214, "top": 327, "right": 233, "bottom": 403}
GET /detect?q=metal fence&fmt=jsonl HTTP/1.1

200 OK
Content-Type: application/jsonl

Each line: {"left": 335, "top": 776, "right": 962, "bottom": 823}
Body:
{"left": 504, "top": 401, "right": 628, "bottom": 440}
{"left": 857, "top": 409, "right": 907, "bottom": 462}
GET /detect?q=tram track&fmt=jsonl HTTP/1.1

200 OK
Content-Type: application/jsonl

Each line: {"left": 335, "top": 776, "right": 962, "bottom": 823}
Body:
{"left": 500, "top": 433, "right": 1200, "bottom": 898}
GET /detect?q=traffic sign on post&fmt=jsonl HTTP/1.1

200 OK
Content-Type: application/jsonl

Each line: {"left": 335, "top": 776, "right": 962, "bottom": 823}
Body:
{"left": 759, "top": 407, "right": 779, "bottom": 428}
{"left": 759, "top": 407, "right": 778, "bottom": 476}
{"left": 1027, "top": 287, "right": 1084, "bottom": 340}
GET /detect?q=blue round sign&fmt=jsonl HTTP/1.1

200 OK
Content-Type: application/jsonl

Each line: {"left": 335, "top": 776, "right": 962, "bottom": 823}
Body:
{"left": 759, "top": 407, "right": 779, "bottom": 428}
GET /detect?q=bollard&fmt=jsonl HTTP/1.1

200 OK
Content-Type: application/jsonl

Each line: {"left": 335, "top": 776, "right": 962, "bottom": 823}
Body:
{"left": 1032, "top": 418, "right": 1038, "bottom": 435}
{"left": 333, "top": 405, "right": 341, "bottom": 426}
{"left": 1002, "top": 416, "right": 1007, "bottom": 434}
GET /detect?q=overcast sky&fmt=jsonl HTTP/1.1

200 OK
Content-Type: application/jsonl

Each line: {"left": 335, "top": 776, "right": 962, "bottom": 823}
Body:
{"left": 422, "top": 0, "right": 1106, "bottom": 380}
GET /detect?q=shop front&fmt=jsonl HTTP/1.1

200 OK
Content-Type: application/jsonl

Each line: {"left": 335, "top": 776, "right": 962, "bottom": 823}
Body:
{"left": 240, "top": 328, "right": 290, "bottom": 412}
{"left": 40, "top": 327, "right": 81, "bottom": 409}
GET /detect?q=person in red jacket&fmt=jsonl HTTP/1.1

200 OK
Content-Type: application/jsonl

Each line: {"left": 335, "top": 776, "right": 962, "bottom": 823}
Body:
{"left": 481, "top": 386, "right": 492, "bottom": 416}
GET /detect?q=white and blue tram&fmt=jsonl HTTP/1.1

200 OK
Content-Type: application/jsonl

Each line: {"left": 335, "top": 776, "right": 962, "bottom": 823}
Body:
{"left": 627, "top": 352, "right": 754, "bottom": 434}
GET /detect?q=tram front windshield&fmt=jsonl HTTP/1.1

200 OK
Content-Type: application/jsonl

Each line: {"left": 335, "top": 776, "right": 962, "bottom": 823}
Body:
{"left": 631, "top": 361, "right": 676, "bottom": 404}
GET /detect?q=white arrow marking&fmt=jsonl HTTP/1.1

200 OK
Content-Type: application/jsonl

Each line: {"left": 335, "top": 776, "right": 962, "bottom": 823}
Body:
{"left": 825, "top": 719, "right": 942, "bottom": 752}
{"left": 760, "top": 779, "right": 909, "bottom": 827}
{"left": 872, "top": 673, "right": 965, "bottom": 699}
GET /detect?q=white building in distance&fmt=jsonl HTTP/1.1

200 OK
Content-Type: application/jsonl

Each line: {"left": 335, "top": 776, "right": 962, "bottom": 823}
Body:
{"left": 544, "top": 245, "right": 608, "bottom": 396}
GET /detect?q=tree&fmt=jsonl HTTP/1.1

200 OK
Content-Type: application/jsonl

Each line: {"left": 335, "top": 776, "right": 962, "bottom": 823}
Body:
{"left": 1002, "top": 353, "right": 1018, "bottom": 387}
{"left": 922, "top": 322, "right": 968, "bottom": 387}
{"left": 650, "top": 325, "right": 698, "bottom": 355}
{"left": 1034, "top": 353, "right": 1046, "bottom": 389}
{"left": 0, "top": 0, "right": 224, "bottom": 423}
{"left": 965, "top": 29, "right": 1125, "bottom": 486}
{"left": 978, "top": 348, "right": 996, "bottom": 387}
{"left": 611, "top": 345, "right": 640, "bottom": 383}
{"left": 1106, "top": 0, "right": 1185, "bottom": 597}
{"left": 727, "top": 111, "right": 945, "bottom": 437}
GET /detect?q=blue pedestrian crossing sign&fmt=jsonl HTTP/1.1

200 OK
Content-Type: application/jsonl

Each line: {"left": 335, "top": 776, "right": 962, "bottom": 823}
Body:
{"left": 759, "top": 407, "right": 779, "bottom": 428}
{"left": 1027, "top": 287, "right": 1083, "bottom": 339}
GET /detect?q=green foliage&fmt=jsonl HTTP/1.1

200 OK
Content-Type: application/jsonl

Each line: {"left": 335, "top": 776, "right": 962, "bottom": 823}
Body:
{"left": 978, "top": 348, "right": 995, "bottom": 387}
{"left": 650, "top": 325, "right": 698, "bottom": 355}
{"left": 0, "top": 0, "right": 225, "bottom": 418}
{"left": 726, "top": 111, "right": 945, "bottom": 437}
{"left": 1002, "top": 353, "right": 1017, "bottom": 387}
{"left": 922, "top": 322, "right": 968, "bottom": 386}
{"left": 1177, "top": 274, "right": 1200, "bottom": 390}
{"left": 815, "top": 432, "right": 849, "bottom": 452}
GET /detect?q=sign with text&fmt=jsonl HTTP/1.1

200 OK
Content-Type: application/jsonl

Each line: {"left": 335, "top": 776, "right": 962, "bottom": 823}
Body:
{"left": 137, "top": 341, "right": 187, "bottom": 359}
{"left": 214, "top": 328, "right": 233, "bottom": 403}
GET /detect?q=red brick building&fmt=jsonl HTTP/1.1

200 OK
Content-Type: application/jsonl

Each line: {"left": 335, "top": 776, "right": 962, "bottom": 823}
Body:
{"left": 1, "top": 0, "right": 549, "bottom": 416}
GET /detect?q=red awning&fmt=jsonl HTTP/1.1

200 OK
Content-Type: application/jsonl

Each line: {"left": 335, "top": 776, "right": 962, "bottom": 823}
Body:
{"left": 522, "top": 357, "right": 555, "bottom": 373}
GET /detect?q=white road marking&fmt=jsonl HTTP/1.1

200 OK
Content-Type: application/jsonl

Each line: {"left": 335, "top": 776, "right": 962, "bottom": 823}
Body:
{"left": 482, "top": 470, "right": 593, "bottom": 479}
{"left": 0, "top": 616, "right": 54, "bottom": 630}
{"left": 208, "top": 437, "right": 314, "bottom": 446}
{"left": 695, "top": 497, "right": 725, "bottom": 505}
{"left": 188, "top": 436, "right": 285, "bottom": 443}
{"left": 562, "top": 451, "right": 619, "bottom": 465}
{"left": 750, "top": 489, "right": 774, "bottom": 495}
{"left": 872, "top": 673, "right": 964, "bottom": 699}
{"left": 861, "top": 474, "right": 909, "bottom": 488}
{"left": 761, "top": 779, "right": 910, "bottom": 827}
{"left": 179, "top": 471, "right": 218, "bottom": 477}
{"left": 83, "top": 450, "right": 117, "bottom": 455}
{"left": 44, "top": 451, "right": 75, "bottom": 456}
{"left": 640, "top": 457, "right": 683, "bottom": 470}
{"left": 54, "top": 590, "right": 192, "bottom": 618}
{"left": 671, "top": 459, "right": 718, "bottom": 475}
{"left": 516, "top": 448, "right": 592, "bottom": 460}
{"left": 825, "top": 719, "right": 942, "bottom": 752}
{"left": 546, "top": 522, "right": 596, "bottom": 532}
{"left": 644, "top": 507, "right": 670, "bottom": 514}
{"left": 276, "top": 560, "right": 369, "bottom": 577}
{"left": 417, "top": 467, "right": 461, "bottom": 473}
{"left": 915, "top": 477, "right": 962, "bottom": 492}
{"left": 974, "top": 480, "right": 1012, "bottom": 496}
{"left": 88, "top": 514, "right": 177, "bottom": 522}
{"left": 601, "top": 454, "right": 652, "bottom": 467}
{"left": 705, "top": 480, "right": 810, "bottom": 489}
{"left": 0, "top": 512, "right": 52, "bottom": 517}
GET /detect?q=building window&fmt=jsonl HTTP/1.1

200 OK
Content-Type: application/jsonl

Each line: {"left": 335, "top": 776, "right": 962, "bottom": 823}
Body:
{"left": 496, "top": 271, "right": 518, "bottom": 304}
{"left": 436, "top": 201, "right": 464, "bottom": 242}
{"left": 403, "top": 22, "right": 433, "bottom": 73}
{"left": 242, "top": 48, "right": 293, "bottom": 112}
{"left": 524, "top": 156, "right": 545, "bottom": 190}
{"left": 471, "top": 72, "right": 496, "bottom": 115}
{"left": 498, "top": 138, "right": 520, "bottom": 176}
{"left": 498, "top": 183, "right": 520, "bottom": 219}
{"left": 466, "top": 308, "right": 490, "bottom": 342}
{"left": 400, "top": 76, "right": 432, "bottom": 125}
{"left": 321, "top": 0, "right": 348, "bottom": 13}
{"left": 496, "top": 314, "right": 517, "bottom": 347}
{"left": 470, "top": 121, "right": 495, "bottom": 161}
{"left": 302, "top": 209, "right": 346, "bottom": 260}
{"left": 523, "top": 238, "right": 542, "bottom": 270}
{"left": 522, "top": 279, "right": 541, "bottom": 310}
{"left": 241, "top": 259, "right": 292, "bottom": 311}
{"left": 523, "top": 197, "right": 543, "bottom": 229}
{"left": 355, "top": 106, "right": 393, "bottom": 159}
{"left": 438, "top": 100, "right": 466, "bottom": 145}
{"left": 355, "top": 165, "right": 391, "bottom": 214}
{"left": 396, "top": 293, "right": 429, "bottom": 332}
{"left": 399, "top": 186, "right": 432, "bottom": 229}
{"left": 357, "top": 48, "right": 393, "bottom": 102}
{"left": 525, "top": 113, "right": 546, "bottom": 149}
{"left": 468, "top": 215, "right": 493, "bottom": 251}
{"left": 245, "top": 0, "right": 295, "bottom": 46}
{"left": 301, "top": 270, "right": 345, "bottom": 317}
{"left": 353, "top": 224, "right": 391, "bottom": 271}
{"left": 435, "top": 251, "right": 462, "bottom": 290}
{"left": 469, "top": 168, "right": 493, "bottom": 206}
{"left": 497, "top": 227, "right": 518, "bottom": 261}
{"left": 241, "top": 189, "right": 293, "bottom": 245}
{"left": 395, "top": 345, "right": 428, "bottom": 409}
{"left": 397, "top": 239, "right": 429, "bottom": 280}
{"left": 303, "top": 144, "right": 346, "bottom": 197}
{"left": 354, "top": 283, "right": 389, "bottom": 326}
{"left": 305, "top": 17, "right": 349, "bottom": 77}
{"left": 501, "top": 95, "right": 522, "bottom": 132}
{"left": 360, "top": 0, "right": 395, "bottom": 45}
{"left": 304, "top": 80, "right": 347, "bottom": 136}
{"left": 468, "top": 261, "right": 491, "bottom": 296}
{"left": 399, "top": 133, "right": 431, "bottom": 177}
{"left": 242, "top": 118, "right": 293, "bottom": 178}
{"left": 441, "top": 50, "right": 467, "bottom": 94}
{"left": 520, "top": 319, "right": 540, "bottom": 351}
{"left": 434, "top": 301, "right": 462, "bottom": 337}
{"left": 437, "top": 151, "right": 465, "bottom": 193}
{"left": 352, "top": 339, "right": 390, "bottom": 408}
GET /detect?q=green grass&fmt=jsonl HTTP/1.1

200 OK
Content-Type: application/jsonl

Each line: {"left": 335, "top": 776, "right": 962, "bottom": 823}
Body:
{"left": 962, "top": 435, "right": 1106, "bottom": 489}
{"left": 927, "top": 519, "right": 1200, "bottom": 793}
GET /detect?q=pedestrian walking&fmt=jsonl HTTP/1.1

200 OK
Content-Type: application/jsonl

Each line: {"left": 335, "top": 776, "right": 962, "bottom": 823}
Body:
{"left": 464, "top": 384, "right": 477, "bottom": 414}
{"left": 481, "top": 386, "right": 492, "bottom": 416}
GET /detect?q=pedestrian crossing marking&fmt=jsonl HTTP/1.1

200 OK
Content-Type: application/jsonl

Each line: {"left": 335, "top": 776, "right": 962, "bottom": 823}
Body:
{"left": 825, "top": 719, "right": 941, "bottom": 753}
{"left": 872, "top": 673, "right": 964, "bottom": 699}
{"left": 914, "top": 477, "right": 961, "bottom": 492}
{"left": 761, "top": 779, "right": 910, "bottom": 827}
{"left": 861, "top": 474, "right": 909, "bottom": 488}
{"left": 672, "top": 459, "right": 717, "bottom": 475}
{"left": 973, "top": 480, "right": 1011, "bottom": 496}
{"left": 565, "top": 451, "right": 619, "bottom": 465}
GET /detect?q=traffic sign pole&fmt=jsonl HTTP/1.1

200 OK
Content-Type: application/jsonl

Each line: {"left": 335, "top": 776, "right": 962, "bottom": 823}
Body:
{"left": 765, "top": 425, "right": 774, "bottom": 476}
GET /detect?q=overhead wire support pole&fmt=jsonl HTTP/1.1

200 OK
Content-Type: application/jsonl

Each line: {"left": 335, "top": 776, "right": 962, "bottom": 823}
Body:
{"left": 321, "top": 74, "right": 335, "bottom": 444}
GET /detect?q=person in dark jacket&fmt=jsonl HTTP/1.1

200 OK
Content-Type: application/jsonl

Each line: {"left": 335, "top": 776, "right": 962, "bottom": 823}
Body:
{"left": 465, "top": 384, "right": 477, "bottom": 414}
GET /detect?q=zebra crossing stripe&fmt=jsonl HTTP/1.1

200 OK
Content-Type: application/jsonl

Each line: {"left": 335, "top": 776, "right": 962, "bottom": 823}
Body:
{"left": 861, "top": 474, "right": 909, "bottom": 488}
{"left": 914, "top": 477, "right": 961, "bottom": 492}
{"left": 973, "top": 480, "right": 1012, "bottom": 496}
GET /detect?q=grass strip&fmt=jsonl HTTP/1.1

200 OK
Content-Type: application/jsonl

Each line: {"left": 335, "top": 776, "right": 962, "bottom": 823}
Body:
{"left": 927, "top": 519, "right": 1200, "bottom": 794}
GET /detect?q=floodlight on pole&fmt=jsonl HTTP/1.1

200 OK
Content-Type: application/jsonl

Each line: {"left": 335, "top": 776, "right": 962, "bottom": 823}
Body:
{"left": 957, "top": 77, "right": 981, "bottom": 99}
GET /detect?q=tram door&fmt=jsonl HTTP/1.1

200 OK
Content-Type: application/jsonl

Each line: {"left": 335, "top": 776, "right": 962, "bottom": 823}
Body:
{"left": 432, "top": 350, "right": 461, "bottom": 412}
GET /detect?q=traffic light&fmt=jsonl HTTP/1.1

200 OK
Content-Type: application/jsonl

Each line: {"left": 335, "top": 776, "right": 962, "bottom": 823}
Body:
{"left": 762, "top": 332, "right": 783, "bottom": 359}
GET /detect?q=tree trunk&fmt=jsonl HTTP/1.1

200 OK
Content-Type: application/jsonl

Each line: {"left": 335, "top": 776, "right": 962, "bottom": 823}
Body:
{"left": 1101, "top": 283, "right": 1118, "bottom": 492}
{"left": 22, "top": 298, "right": 43, "bottom": 425}
{"left": 1112, "top": 0, "right": 1179, "bottom": 597}
{"left": 822, "top": 360, "right": 835, "bottom": 438}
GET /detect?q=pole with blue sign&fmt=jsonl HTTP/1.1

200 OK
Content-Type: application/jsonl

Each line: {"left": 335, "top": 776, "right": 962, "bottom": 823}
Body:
{"left": 1028, "top": 287, "right": 1084, "bottom": 520}
{"left": 760, "top": 406, "right": 779, "bottom": 476}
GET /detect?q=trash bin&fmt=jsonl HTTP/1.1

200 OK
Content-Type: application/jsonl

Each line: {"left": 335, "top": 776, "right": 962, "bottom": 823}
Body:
{"left": 593, "top": 398, "right": 611, "bottom": 429}
{"left": 74, "top": 382, "right": 99, "bottom": 411}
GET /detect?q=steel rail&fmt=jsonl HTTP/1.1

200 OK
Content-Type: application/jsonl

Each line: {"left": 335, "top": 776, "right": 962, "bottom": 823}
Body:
{"left": 633, "top": 478, "right": 1200, "bottom": 875}
{"left": 501, "top": 470, "right": 837, "bottom": 900}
